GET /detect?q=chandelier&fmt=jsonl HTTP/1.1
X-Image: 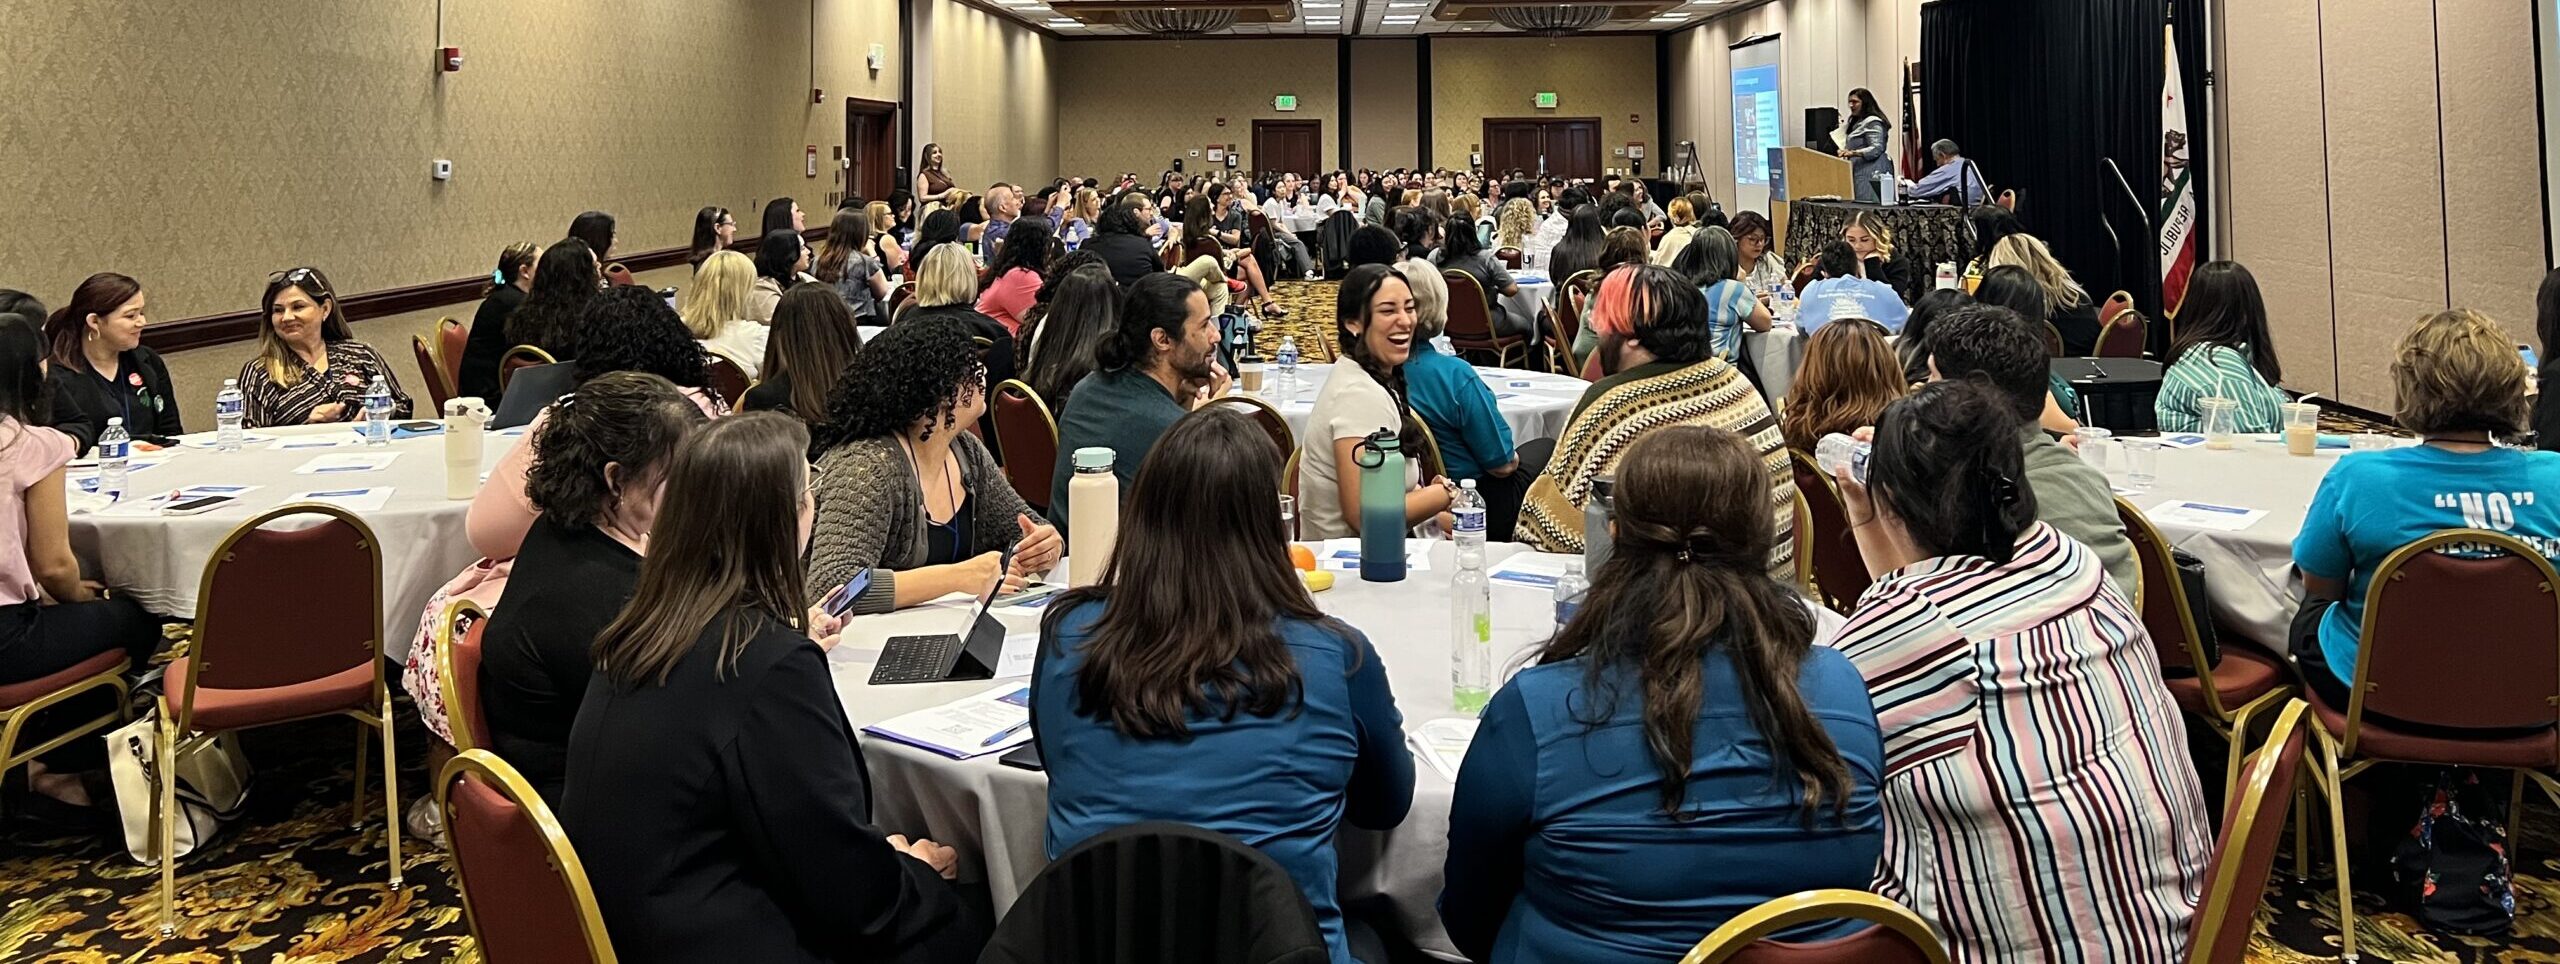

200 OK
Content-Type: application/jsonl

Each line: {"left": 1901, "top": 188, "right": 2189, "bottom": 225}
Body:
{"left": 1124, "top": 7, "right": 1240, "bottom": 35}
{"left": 1489, "top": 4, "right": 1609, "bottom": 33}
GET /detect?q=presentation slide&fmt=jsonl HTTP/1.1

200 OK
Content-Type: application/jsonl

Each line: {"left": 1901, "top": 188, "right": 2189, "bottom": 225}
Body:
{"left": 1732, "top": 64, "right": 1783, "bottom": 186}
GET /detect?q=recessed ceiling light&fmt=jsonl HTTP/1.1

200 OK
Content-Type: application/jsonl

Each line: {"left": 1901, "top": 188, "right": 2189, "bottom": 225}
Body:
{"left": 1389, "top": 2, "right": 1427, "bottom": 6}
{"left": 1047, "top": 17, "right": 1077, "bottom": 23}
{"left": 1651, "top": 14, "right": 1687, "bottom": 20}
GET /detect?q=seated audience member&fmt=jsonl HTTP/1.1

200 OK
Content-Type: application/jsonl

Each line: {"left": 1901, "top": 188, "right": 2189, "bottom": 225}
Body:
{"left": 1972, "top": 266, "right": 2085, "bottom": 435}
{"left": 0, "top": 293, "right": 103, "bottom": 453}
{"left": 1539, "top": 201, "right": 1604, "bottom": 284}
{"left": 457, "top": 241, "right": 541, "bottom": 402}
{"left": 238, "top": 267, "right": 413, "bottom": 428}
{"left": 1894, "top": 288, "right": 1970, "bottom": 384}
{"left": 566, "top": 413, "right": 979, "bottom": 964}
{"left": 1522, "top": 265, "right": 1792, "bottom": 574}
{"left": 678, "top": 252, "right": 769, "bottom": 377}
{"left": 1829, "top": 379, "right": 2210, "bottom": 961}
{"left": 1430, "top": 212, "right": 1528, "bottom": 337}
{"left": 1796, "top": 241, "right": 1909, "bottom": 334}
{"left": 2155, "top": 261, "right": 2286, "bottom": 433}
{"left": 1778, "top": 319, "right": 1903, "bottom": 452}
{"left": 491, "top": 287, "right": 722, "bottom": 431}
{"left": 2540, "top": 268, "right": 2560, "bottom": 451}
{"left": 504, "top": 238, "right": 601, "bottom": 360}
{"left": 1086, "top": 195, "right": 1168, "bottom": 287}
{"left": 1183, "top": 193, "right": 1285, "bottom": 317}
{"left": 1345, "top": 225, "right": 1406, "bottom": 270}
{"left": 1492, "top": 198, "right": 1537, "bottom": 258}
{"left": 2292, "top": 308, "right": 2560, "bottom": 707}
{"left": 1987, "top": 233, "right": 2099, "bottom": 354}
{"left": 745, "top": 283, "right": 863, "bottom": 425}
{"left": 1035, "top": 407, "right": 1412, "bottom": 964}
{"left": 1048, "top": 273, "right": 1223, "bottom": 530}
{"left": 1397, "top": 262, "right": 1527, "bottom": 537}
{"left": 1968, "top": 203, "right": 2025, "bottom": 272}
{"left": 1670, "top": 227, "right": 1772, "bottom": 362}
{"left": 1841, "top": 212, "right": 1917, "bottom": 304}
{"left": 478, "top": 372, "right": 704, "bottom": 801}
{"left": 570, "top": 210, "right": 627, "bottom": 286}
{"left": 974, "top": 215, "right": 1052, "bottom": 336}
{"left": 749, "top": 229, "right": 810, "bottom": 323}
{"left": 814, "top": 207, "right": 890, "bottom": 322}
{"left": 1567, "top": 226, "right": 1658, "bottom": 357}
{"left": 806, "top": 316, "right": 1059, "bottom": 613}
{"left": 0, "top": 318, "right": 157, "bottom": 820}
{"left": 1648, "top": 197, "right": 1700, "bottom": 267}
{"left": 1019, "top": 262, "right": 1118, "bottom": 411}
{"left": 977, "top": 182, "right": 1021, "bottom": 251}
{"left": 902, "top": 244, "right": 1019, "bottom": 397}
{"left": 1298, "top": 265, "right": 1458, "bottom": 540}
{"left": 1059, "top": 187, "right": 1104, "bottom": 251}
{"left": 1925, "top": 305, "right": 2136, "bottom": 597}
{"left": 686, "top": 205, "right": 735, "bottom": 272}
{"left": 1441, "top": 426, "right": 1880, "bottom": 964}
{"left": 43, "top": 273, "right": 179, "bottom": 443}
{"left": 1390, "top": 205, "right": 1439, "bottom": 262}
{"left": 1730, "top": 211, "right": 1787, "bottom": 292}
{"left": 761, "top": 195, "right": 805, "bottom": 236}
{"left": 868, "top": 200, "right": 910, "bottom": 276}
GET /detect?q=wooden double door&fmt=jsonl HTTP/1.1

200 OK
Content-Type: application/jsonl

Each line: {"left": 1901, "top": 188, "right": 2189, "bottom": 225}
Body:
{"left": 1482, "top": 118, "right": 1602, "bottom": 180}
{"left": 1253, "top": 120, "right": 1323, "bottom": 180}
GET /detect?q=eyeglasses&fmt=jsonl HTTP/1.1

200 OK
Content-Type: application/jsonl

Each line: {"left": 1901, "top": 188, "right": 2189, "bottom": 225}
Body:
{"left": 267, "top": 267, "right": 331, "bottom": 298}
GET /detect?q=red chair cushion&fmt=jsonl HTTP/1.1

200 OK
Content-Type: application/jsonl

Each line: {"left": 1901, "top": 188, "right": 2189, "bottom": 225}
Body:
{"left": 0, "top": 650, "right": 128, "bottom": 709}
{"left": 2306, "top": 685, "right": 2560, "bottom": 770}
{"left": 2162, "top": 647, "right": 2286, "bottom": 717}
{"left": 166, "top": 657, "right": 373, "bottom": 732}
{"left": 448, "top": 775, "right": 600, "bottom": 961}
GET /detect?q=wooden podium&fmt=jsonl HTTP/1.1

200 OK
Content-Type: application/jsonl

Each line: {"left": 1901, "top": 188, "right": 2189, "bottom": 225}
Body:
{"left": 1774, "top": 146, "right": 1853, "bottom": 254}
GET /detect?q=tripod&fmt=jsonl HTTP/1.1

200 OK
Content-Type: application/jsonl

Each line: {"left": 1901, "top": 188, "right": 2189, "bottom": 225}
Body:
{"left": 1663, "top": 140, "right": 1703, "bottom": 185}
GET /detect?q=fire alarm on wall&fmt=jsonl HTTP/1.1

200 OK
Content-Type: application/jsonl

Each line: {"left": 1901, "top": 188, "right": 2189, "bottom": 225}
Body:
{"left": 439, "top": 46, "right": 464, "bottom": 72}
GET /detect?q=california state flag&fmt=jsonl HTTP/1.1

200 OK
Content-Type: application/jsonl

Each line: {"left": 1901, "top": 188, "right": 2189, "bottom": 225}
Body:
{"left": 2159, "top": 22, "right": 2198, "bottom": 318}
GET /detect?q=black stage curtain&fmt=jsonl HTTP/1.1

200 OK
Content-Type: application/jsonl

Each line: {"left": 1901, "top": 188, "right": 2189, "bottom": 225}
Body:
{"left": 1921, "top": 0, "right": 2210, "bottom": 340}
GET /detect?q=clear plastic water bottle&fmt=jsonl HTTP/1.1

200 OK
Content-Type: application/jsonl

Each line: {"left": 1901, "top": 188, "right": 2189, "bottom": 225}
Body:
{"left": 362, "top": 375, "right": 393, "bottom": 445}
{"left": 1552, "top": 559, "right": 1588, "bottom": 638}
{"left": 1582, "top": 476, "right": 1616, "bottom": 574}
{"left": 1275, "top": 335, "right": 1300, "bottom": 397}
{"left": 1814, "top": 432, "right": 1871, "bottom": 485}
{"left": 214, "top": 379, "right": 246, "bottom": 452}
{"left": 1773, "top": 286, "right": 1797, "bottom": 325}
{"left": 98, "top": 417, "right": 130, "bottom": 501}
{"left": 1452, "top": 480, "right": 1486, "bottom": 560}
{"left": 1450, "top": 544, "right": 1493, "bottom": 714}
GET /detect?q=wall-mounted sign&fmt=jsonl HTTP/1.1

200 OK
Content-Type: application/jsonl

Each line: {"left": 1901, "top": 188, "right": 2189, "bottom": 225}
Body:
{"left": 1207, "top": 147, "right": 1225, "bottom": 162}
{"left": 1534, "top": 91, "right": 1558, "bottom": 109}
{"left": 1275, "top": 94, "right": 1299, "bottom": 111}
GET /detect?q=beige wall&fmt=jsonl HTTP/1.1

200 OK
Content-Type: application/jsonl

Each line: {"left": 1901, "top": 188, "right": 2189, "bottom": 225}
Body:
{"left": 924, "top": 0, "right": 1060, "bottom": 189}
{"left": 1056, "top": 39, "right": 1337, "bottom": 178}
{"left": 1349, "top": 40, "right": 1420, "bottom": 170}
{"left": 2222, "top": 0, "right": 2542, "bottom": 408}
{"left": 0, "top": 0, "right": 894, "bottom": 328}
{"left": 1431, "top": 36, "right": 1657, "bottom": 177}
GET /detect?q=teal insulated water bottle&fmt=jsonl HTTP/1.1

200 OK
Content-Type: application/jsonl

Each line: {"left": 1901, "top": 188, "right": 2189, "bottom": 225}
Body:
{"left": 1352, "top": 429, "right": 1407, "bottom": 582}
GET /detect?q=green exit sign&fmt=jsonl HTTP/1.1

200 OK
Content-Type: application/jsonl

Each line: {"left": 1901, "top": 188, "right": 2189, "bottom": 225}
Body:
{"left": 1274, "top": 94, "right": 1298, "bottom": 111}
{"left": 1535, "top": 91, "right": 1558, "bottom": 109}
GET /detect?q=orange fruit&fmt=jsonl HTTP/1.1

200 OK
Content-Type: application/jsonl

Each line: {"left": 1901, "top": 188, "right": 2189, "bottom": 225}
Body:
{"left": 1289, "top": 544, "right": 1317, "bottom": 571}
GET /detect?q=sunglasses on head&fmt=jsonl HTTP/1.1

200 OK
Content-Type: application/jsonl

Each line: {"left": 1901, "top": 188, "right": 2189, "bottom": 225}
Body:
{"left": 268, "top": 267, "right": 332, "bottom": 299}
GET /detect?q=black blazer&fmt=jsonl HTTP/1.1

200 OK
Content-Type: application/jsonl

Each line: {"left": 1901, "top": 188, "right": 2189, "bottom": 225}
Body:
{"left": 2537, "top": 358, "right": 2560, "bottom": 452}
{"left": 562, "top": 612, "right": 971, "bottom": 963}
{"left": 477, "top": 519, "right": 637, "bottom": 802}
{"left": 48, "top": 347, "right": 180, "bottom": 447}
{"left": 1086, "top": 231, "right": 1163, "bottom": 288}
{"left": 458, "top": 285, "right": 525, "bottom": 403}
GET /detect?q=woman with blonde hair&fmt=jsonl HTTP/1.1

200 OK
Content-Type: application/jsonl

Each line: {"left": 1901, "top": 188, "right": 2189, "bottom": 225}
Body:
{"left": 1650, "top": 197, "right": 1700, "bottom": 267}
{"left": 1841, "top": 212, "right": 1917, "bottom": 304}
{"left": 1452, "top": 193, "right": 1487, "bottom": 246}
{"left": 864, "top": 200, "right": 909, "bottom": 276}
{"left": 237, "top": 266, "right": 413, "bottom": 427}
{"left": 1060, "top": 187, "right": 1104, "bottom": 249}
{"left": 900, "top": 243, "right": 1019, "bottom": 399}
{"left": 1987, "top": 233, "right": 2099, "bottom": 354}
{"left": 1494, "top": 198, "right": 1537, "bottom": 254}
{"left": 679, "top": 251, "right": 769, "bottom": 377}
{"left": 1778, "top": 319, "right": 1904, "bottom": 452}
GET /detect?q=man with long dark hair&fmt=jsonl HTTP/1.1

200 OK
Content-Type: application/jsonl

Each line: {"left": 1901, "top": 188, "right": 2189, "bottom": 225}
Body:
{"left": 1047, "top": 273, "right": 1225, "bottom": 530}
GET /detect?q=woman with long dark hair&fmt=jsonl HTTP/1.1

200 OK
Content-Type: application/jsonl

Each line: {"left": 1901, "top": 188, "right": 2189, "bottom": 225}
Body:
{"left": 1442, "top": 425, "right": 1881, "bottom": 964}
{"left": 565, "top": 413, "right": 979, "bottom": 964}
{"left": 761, "top": 197, "right": 804, "bottom": 236}
{"left": 42, "top": 272, "right": 179, "bottom": 443}
{"left": 748, "top": 228, "right": 811, "bottom": 324}
{"left": 1036, "top": 407, "right": 1411, "bottom": 964}
{"left": 1830, "top": 379, "right": 2210, "bottom": 961}
{"left": 814, "top": 207, "right": 890, "bottom": 322}
{"left": 914, "top": 143, "right": 953, "bottom": 208}
{"left": 747, "top": 283, "right": 864, "bottom": 425}
{"left": 458, "top": 241, "right": 541, "bottom": 401}
{"left": 1297, "top": 264, "right": 1456, "bottom": 539}
{"left": 687, "top": 206, "right": 736, "bottom": 271}
{"left": 1779, "top": 319, "right": 1904, "bottom": 452}
{"left": 909, "top": 209, "right": 964, "bottom": 274}
{"left": 1017, "top": 264, "right": 1118, "bottom": 412}
{"left": 237, "top": 267, "right": 412, "bottom": 427}
{"left": 1895, "top": 288, "right": 1970, "bottom": 383}
{"left": 488, "top": 287, "right": 718, "bottom": 431}
{"left": 975, "top": 215, "right": 1052, "bottom": 336}
{"left": 1432, "top": 207, "right": 1526, "bottom": 336}
{"left": 505, "top": 239, "right": 601, "bottom": 359}
{"left": 1838, "top": 87, "right": 1893, "bottom": 202}
{"left": 1543, "top": 206, "right": 1608, "bottom": 287}
{"left": 2156, "top": 261, "right": 2286, "bottom": 433}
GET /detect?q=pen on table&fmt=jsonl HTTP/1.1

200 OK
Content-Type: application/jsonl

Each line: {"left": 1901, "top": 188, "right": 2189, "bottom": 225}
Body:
{"left": 981, "top": 720, "right": 1031, "bottom": 747}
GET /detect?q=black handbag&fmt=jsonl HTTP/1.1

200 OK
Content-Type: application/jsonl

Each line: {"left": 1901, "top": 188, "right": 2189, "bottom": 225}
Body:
{"left": 2170, "top": 546, "right": 2221, "bottom": 667}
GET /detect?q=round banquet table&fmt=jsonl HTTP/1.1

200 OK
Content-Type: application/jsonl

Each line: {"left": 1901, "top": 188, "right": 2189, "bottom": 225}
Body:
{"left": 1505, "top": 275, "right": 1553, "bottom": 336}
{"left": 67, "top": 422, "right": 523, "bottom": 663}
{"left": 1265, "top": 363, "right": 1583, "bottom": 452}
{"left": 829, "top": 541, "right": 1570, "bottom": 961}
{"left": 2101, "top": 435, "right": 2352, "bottom": 651}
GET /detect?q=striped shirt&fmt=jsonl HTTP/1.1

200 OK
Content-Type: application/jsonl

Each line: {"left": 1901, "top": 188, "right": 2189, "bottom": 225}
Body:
{"left": 236, "top": 340, "right": 415, "bottom": 429}
{"left": 2154, "top": 342, "right": 2284, "bottom": 433}
{"left": 1830, "top": 523, "right": 2211, "bottom": 963}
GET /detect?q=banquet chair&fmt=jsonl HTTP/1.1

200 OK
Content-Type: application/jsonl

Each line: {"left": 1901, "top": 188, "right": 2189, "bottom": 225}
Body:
{"left": 1196, "top": 395, "right": 1294, "bottom": 463}
{"left": 603, "top": 262, "right": 636, "bottom": 288}
{"left": 1676, "top": 890, "right": 1949, "bottom": 964}
{"left": 1281, "top": 449, "right": 1302, "bottom": 538}
{"left": 1789, "top": 451, "right": 1869, "bottom": 615}
{"left": 1442, "top": 270, "right": 1528, "bottom": 369}
{"left": 499, "top": 345, "right": 555, "bottom": 392}
{"left": 1538, "top": 307, "right": 1576, "bottom": 378}
{"left": 991, "top": 380, "right": 1059, "bottom": 514}
{"left": 437, "top": 318, "right": 470, "bottom": 398}
{"left": 2187, "top": 699, "right": 2311, "bottom": 964}
{"left": 1496, "top": 247, "right": 1523, "bottom": 270}
{"left": 2094, "top": 291, "right": 2146, "bottom": 358}
{"left": 887, "top": 283, "right": 916, "bottom": 316}
{"left": 1556, "top": 270, "right": 1604, "bottom": 378}
{"left": 2301, "top": 527, "right": 2560, "bottom": 964}
{"left": 438, "top": 749, "right": 619, "bottom": 963}
{"left": 412, "top": 335, "right": 454, "bottom": 412}
{"left": 2115, "top": 499, "right": 2293, "bottom": 806}
{"left": 980, "top": 821, "right": 1328, "bottom": 964}
{"left": 0, "top": 651, "right": 130, "bottom": 819}
{"left": 702, "top": 349, "right": 752, "bottom": 408}
{"left": 1411, "top": 418, "right": 1447, "bottom": 481}
{"left": 433, "top": 599, "right": 490, "bottom": 752}
{"left": 155, "top": 504, "right": 399, "bottom": 935}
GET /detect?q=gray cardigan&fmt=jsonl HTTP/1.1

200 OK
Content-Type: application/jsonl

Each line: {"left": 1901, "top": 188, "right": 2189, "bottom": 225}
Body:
{"left": 807, "top": 432, "right": 1043, "bottom": 614}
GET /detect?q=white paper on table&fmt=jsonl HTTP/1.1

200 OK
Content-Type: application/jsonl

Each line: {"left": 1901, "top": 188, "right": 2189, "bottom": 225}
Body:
{"left": 290, "top": 486, "right": 395, "bottom": 511}
{"left": 2147, "top": 499, "right": 2268, "bottom": 532}
{"left": 994, "top": 632, "right": 1039, "bottom": 679}
{"left": 179, "top": 433, "right": 276, "bottom": 449}
{"left": 292, "top": 452, "right": 401, "bottom": 475}
{"left": 1408, "top": 718, "right": 1480, "bottom": 782}
{"left": 272, "top": 436, "right": 349, "bottom": 451}
{"left": 859, "top": 683, "right": 1034, "bottom": 759}
{"left": 1316, "top": 538, "right": 1433, "bottom": 572}
{"left": 1487, "top": 552, "right": 1576, "bottom": 591}
{"left": 2153, "top": 433, "right": 2210, "bottom": 449}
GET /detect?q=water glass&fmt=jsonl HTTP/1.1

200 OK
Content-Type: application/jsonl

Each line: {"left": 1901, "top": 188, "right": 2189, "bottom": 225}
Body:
{"left": 2198, "top": 397, "right": 2240, "bottom": 450}
{"left": 2121, "top": 438, "right": 2162, "bottom": 491}
{"left": 2073, "top": 426, "right": 2113, "bottom": 474}
{"left": 1278, "top": 495, "right": 1297, "bottom": 536}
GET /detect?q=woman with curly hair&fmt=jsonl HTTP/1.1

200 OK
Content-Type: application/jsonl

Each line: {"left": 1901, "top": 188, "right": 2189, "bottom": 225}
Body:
{"left": 1493, "top": 197, "right": 1537, "bottom": 255}
{"left": 489, "top": 286, "right": 717, "bottom": 431}
{"left": 806, "top": 315, "right": 1061, "bottom": 614}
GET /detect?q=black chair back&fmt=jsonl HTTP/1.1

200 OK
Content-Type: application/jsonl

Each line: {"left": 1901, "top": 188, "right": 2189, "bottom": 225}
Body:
{"left": 979, "top": 822, "right": 1328, "bottom": 964}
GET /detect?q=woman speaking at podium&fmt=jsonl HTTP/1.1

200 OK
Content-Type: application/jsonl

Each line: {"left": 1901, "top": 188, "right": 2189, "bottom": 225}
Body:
{"left": 1837, "top": 88, "right": 1893, "bottom": 203}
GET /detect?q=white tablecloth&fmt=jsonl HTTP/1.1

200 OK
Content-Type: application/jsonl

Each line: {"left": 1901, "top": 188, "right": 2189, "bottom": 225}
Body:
{"left": 830, "top": 541, "right": 1567, "bottom": 960}
{"left": 1743, "top": 326, "right": 1812, "bottom": 400}
{"left": 67, "top": 423, "right": 520, "bottom": 662}
{"left": 1506, "top": 276, "right": 1553, "bottom": 337}
{"left": 2119, "top": 438, "right": 2340, "bottom": 650}
{"left": 1267, "top": 363, "right": 1583, "bottom": 453}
